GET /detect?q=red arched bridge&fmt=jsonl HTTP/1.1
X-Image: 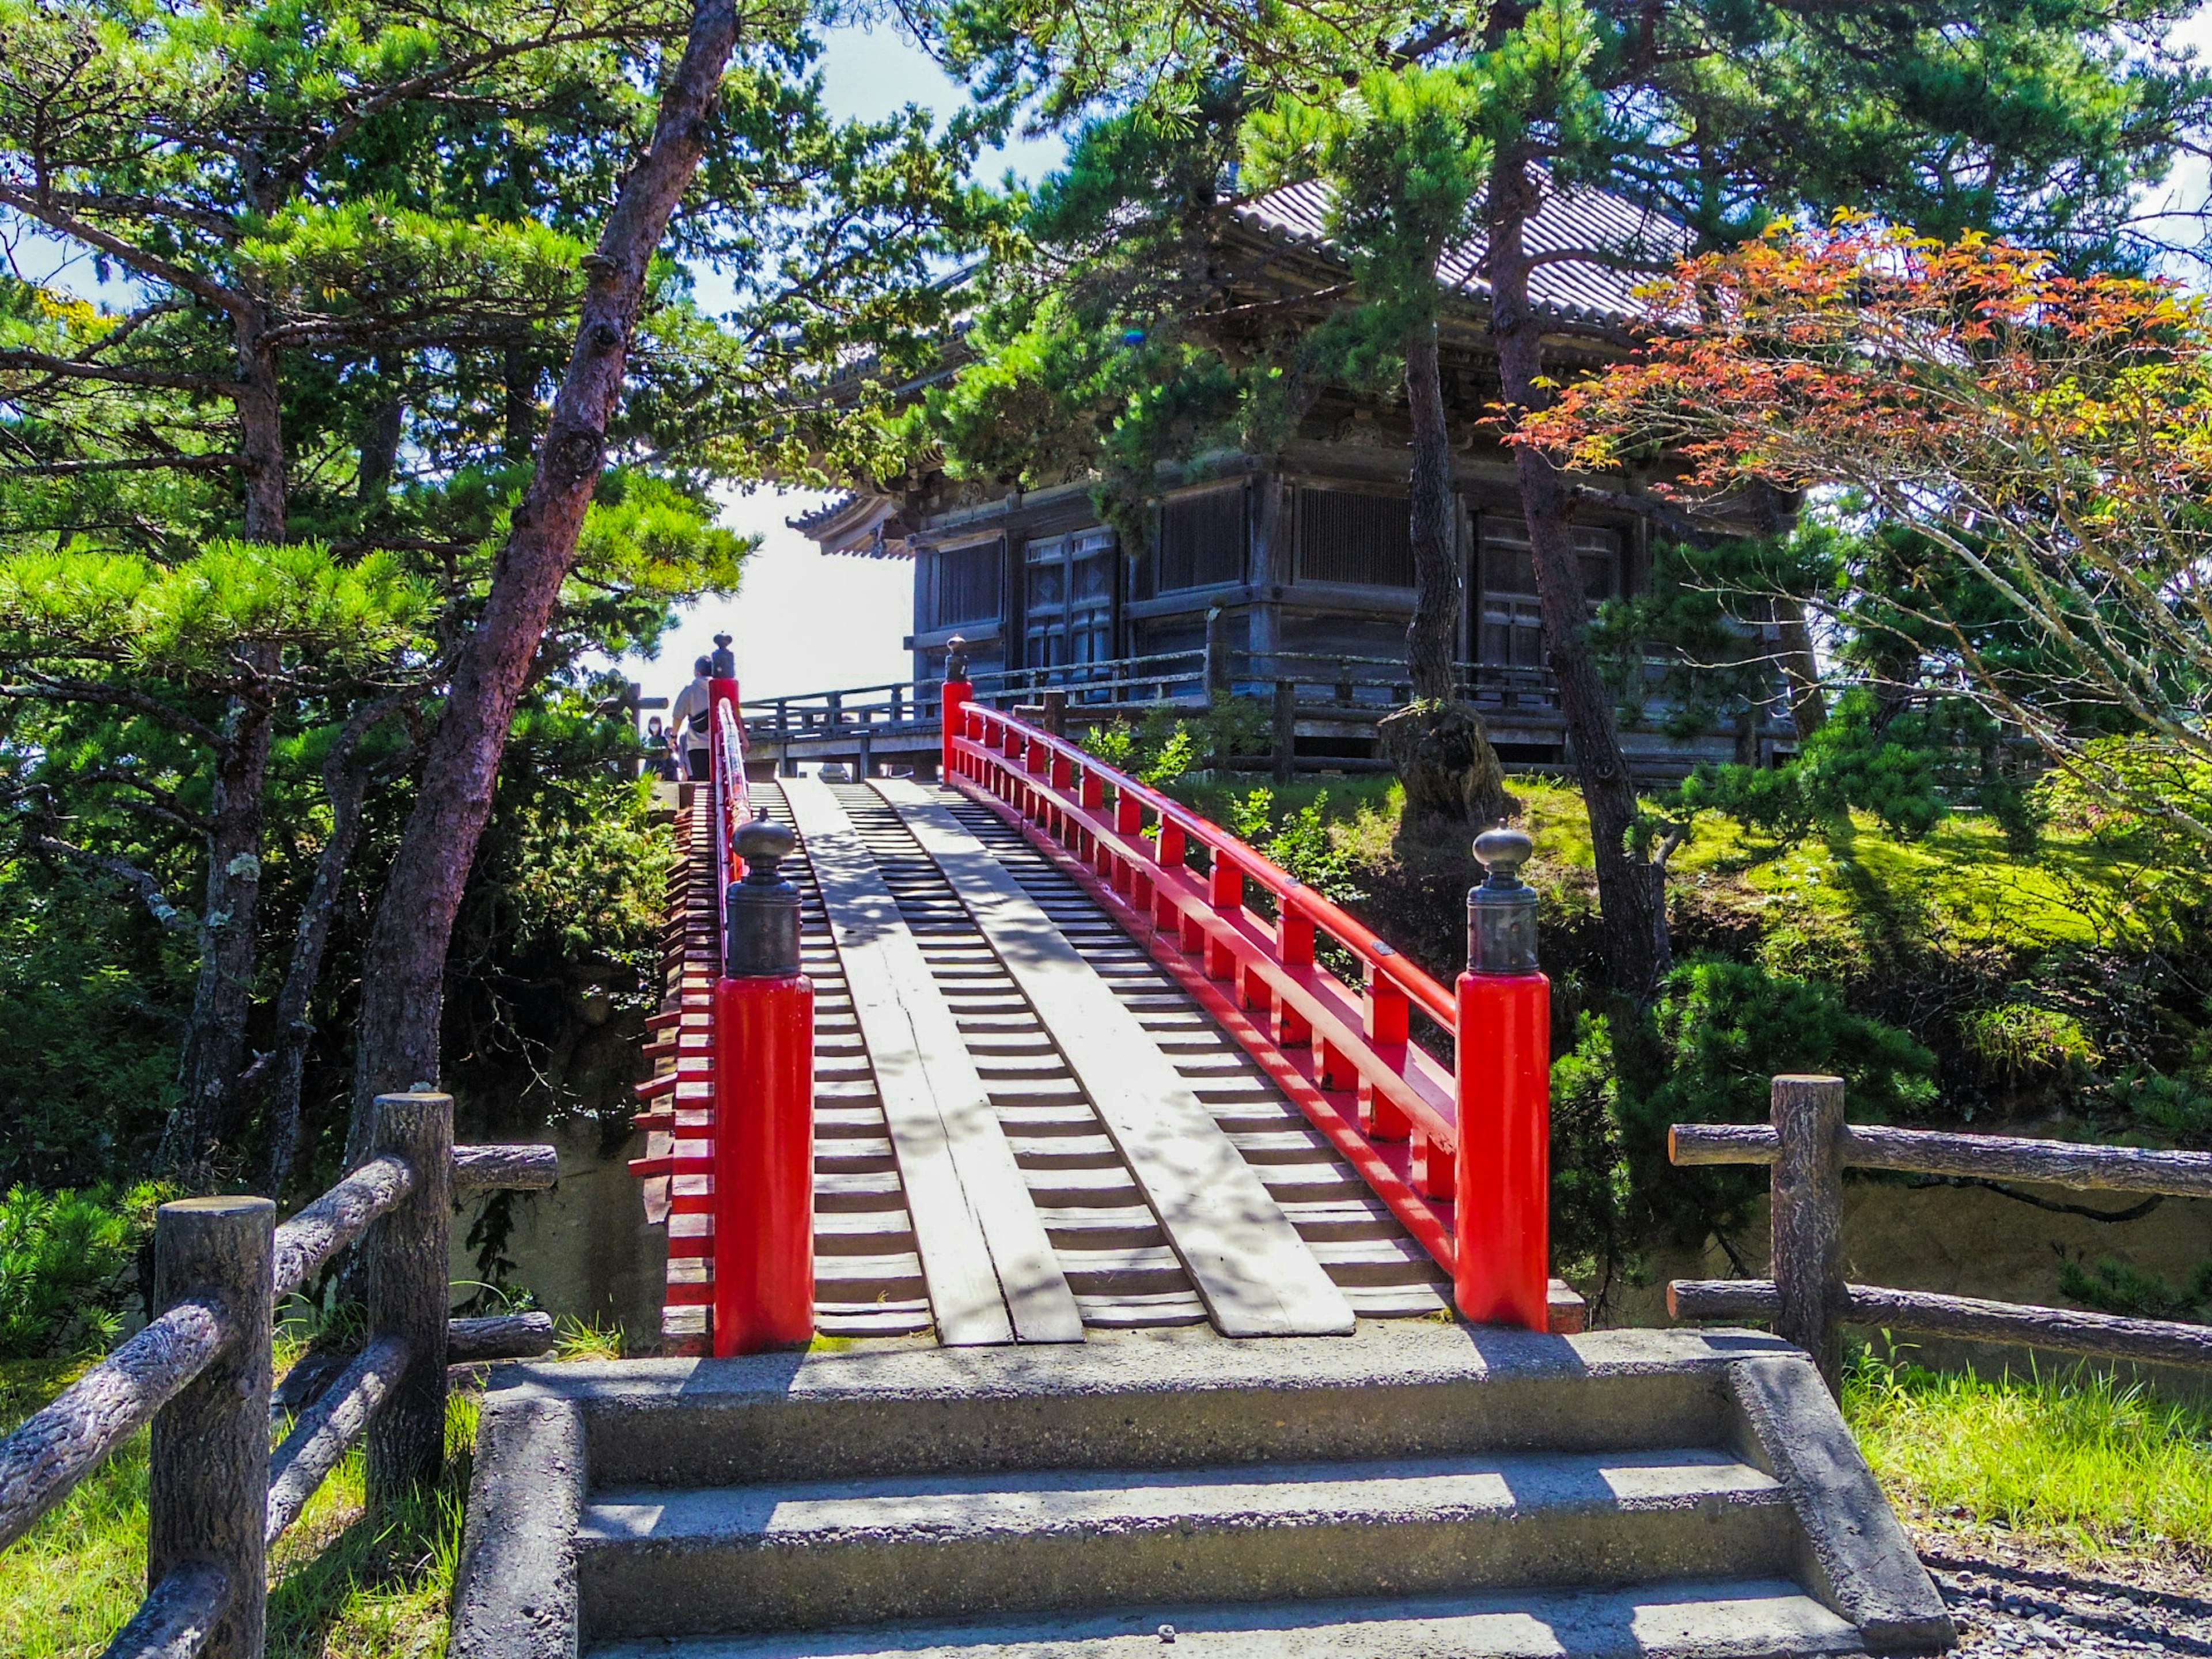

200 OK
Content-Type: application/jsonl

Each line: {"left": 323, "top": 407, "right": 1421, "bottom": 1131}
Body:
{"left": 628, "top": 665, "right": 1580, "bottom": 1354}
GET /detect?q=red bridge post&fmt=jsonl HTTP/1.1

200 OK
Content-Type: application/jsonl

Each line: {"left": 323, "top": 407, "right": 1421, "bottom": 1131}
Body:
{"left": 941, "top": 637, "right": 972, "bottom": 783}
{"left": 1454, "top": 826, "right": 1552, "bottom": 1330}
{"left": 712, "top": 815, "right": 815, "bottom": 1355}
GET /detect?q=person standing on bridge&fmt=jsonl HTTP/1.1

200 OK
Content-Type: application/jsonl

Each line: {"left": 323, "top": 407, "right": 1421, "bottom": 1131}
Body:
{"left": 669, "top": 656, "right": 716, "bottom": 779}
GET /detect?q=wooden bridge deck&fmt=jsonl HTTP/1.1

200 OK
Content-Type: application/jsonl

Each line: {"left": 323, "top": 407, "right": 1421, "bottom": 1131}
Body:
{"left": 639, "top": 775, "right": 1450, "bottom": 1353}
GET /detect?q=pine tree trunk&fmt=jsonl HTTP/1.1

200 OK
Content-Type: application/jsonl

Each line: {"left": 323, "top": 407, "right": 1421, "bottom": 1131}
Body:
{"left": 164, "top": 672, "right": 274, "bottom": 1179}
{"left": 1382, "top": 316, "right": 1508, "bottom": 827}
{"left": 1486, "top": 144, "right": 1666, "bottom": 997}
{"left": 260, "top": 699, "right": 396, "bottom": 1198}
{"left": 358, "top": 353, "right": 404, "bottom": 503}
{"left": 1404, "top": 317, "right": 1459, "bottom": 704}
{"left": 348, "top": 0, "right": 745, "bottom": 1146}
{"left": 162, "top": 317, "right": 285, "bottom": 1179}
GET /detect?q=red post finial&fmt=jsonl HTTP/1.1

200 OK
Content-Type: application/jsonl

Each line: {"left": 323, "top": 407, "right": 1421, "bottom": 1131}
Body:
{"left": 940, "top": 635, "right": 973, "bottom": 784}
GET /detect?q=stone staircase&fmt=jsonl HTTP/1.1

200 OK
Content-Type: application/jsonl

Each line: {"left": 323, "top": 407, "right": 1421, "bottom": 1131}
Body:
{"left": 449, "top": 1325, "right": 1953, "bottom": 1657}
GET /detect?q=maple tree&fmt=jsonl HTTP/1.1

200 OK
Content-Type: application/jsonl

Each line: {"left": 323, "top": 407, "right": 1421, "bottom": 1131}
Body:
{"left": 1525, "top": 221, "right": 2212, "bottom": 846}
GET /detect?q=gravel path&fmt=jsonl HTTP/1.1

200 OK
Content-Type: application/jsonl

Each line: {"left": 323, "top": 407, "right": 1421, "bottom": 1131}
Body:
{"left": 1910, "top": 1524, "right": 2212, "bottom": 1653}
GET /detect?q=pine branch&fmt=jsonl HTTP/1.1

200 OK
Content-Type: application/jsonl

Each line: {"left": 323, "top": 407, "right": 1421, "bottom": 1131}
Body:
{"left": 24, "top": 831, "right": 196, "bottom": 933}
{"left": 0, "top": 681, "right": 225, "bottom": 748}
{"left": 0, "top": 453, "right": 242, "bottom": 478}
{"left": 0, "top": 183, "right": 245, "bottom": 316}
{"left": 0, "top": 347, "right": 224, "bottom": 393}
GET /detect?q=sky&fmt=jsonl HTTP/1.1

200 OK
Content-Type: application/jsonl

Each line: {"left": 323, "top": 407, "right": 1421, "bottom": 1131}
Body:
{"left": 627, "top": 25, "right": 1064, "bottom": 705}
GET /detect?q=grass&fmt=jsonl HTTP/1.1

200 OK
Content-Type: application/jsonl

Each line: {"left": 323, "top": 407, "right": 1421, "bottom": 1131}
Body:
{"left": 1172, "top": 768, "right": 2179, "bottom": 972}
{"left": 1844, "top": 1351, "right": 2212, "bottom": 1562}
{"left": 1, "top": 1357, "right": 479, "bottom": 1659}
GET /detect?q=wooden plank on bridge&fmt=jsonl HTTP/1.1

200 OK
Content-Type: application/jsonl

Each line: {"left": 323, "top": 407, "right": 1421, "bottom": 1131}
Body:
{"left": 877, "top": 779, "right": 1356, "bottom": 1340}
{"left": 783, "top": 778, "right": 1083, "bottom": 1346}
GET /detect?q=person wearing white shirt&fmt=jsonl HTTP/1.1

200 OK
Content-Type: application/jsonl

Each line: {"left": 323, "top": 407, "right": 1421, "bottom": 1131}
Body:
{"left": 668, "top": 657, "right": 715, "bottom": 779}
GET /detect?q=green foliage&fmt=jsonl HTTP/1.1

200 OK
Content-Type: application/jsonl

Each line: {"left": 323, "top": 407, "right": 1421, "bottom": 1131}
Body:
{"left": 1649, "top": 956, "right": 1939, "bottom": 1128}
{"left": 0, "top": 1182, "right": 168, "bottom": 1359}
{"left": 1084, "top": 704, "right": 1198, "bottom": 784}
{"left": 1675, "top": 690, "right": 1948, "bottom": 849}
{"left": 1244, "top": 60, "right": 1497, "bottom": 343}
{"left": 1627, "top": 955, "right": 1937, "bottom": 1241}
{"left": 1548, "top": 1013, "right": 1633, "bottom": 1308}
{"left": 2105, "top": 1067, "right": 2212, "bottom": 1150}
{"left": 0, "top": 861, "right": 183, "bottom": 1188}
{"left": 1081, "top": 694, "right": 1263, "bottom": 785}
{"left": 0, "top": 543, "right": 435, "bottom": 678}
{"left": 1225, "top": 786, "right": 1361, "bottom": 902}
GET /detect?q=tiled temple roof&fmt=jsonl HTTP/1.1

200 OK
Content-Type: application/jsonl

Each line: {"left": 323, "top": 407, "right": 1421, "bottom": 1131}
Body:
{"left": 1232, "top": 172, "right": 1685, "bottom": 325}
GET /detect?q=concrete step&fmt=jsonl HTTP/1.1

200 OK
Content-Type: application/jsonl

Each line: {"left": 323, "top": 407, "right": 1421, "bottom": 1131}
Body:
{"left": 588, "top": 1577, "right": 1866, "bottom": 1658}
{"left": 575, "top": 1449, "right": 1794, "bottom": 1637}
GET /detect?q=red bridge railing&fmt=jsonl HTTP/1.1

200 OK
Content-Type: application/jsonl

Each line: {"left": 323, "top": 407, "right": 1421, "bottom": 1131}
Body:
{"left": 943, "top": 679, "right": 1570, "bottom": 1332}
{"left": 634, "top": 675, "right": 815, "bottom": 1358}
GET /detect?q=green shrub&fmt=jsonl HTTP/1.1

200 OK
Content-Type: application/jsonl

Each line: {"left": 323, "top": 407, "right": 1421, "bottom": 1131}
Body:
{"left": 0, "top": 1183, "right": 169, "bottom": 1359}
{"left": 1960, "top": 1002, "right": 2100, "bottom": 1087}
{"left": 2105, "top": 1067, "right": 2212, "bottom": 1149}
{"left": 1082, "top": 703, "right": 1200, "bottom": 784}
{"left": 2061, "top": 1255, "right": 2212, "bottom": 1323}
{"left": 1624, "top": 956, "right": 1938, "bottom": 1241}
{"left": 1226, "top": 786, "right": 1361, "bottom": 904}
{"left": 1673, "top": 688, "right": 1948, "bottom": 849}
{"left": 1549, "top": 1014, "right": 1633, "bottom": 1309}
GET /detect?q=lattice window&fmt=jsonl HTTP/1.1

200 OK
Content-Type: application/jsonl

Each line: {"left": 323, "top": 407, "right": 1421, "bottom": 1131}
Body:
{"left": 932, "top": 539, "right": 1001, "bottom": 626}
{"left": 1294, "top": 488, "right": 1414, "bottom": 588}
{"left": 1156, "top": 486, "right": 1247, "bottom": 592}
{"left": 1476, "top": 518, "right": 1622, "bottom": 666}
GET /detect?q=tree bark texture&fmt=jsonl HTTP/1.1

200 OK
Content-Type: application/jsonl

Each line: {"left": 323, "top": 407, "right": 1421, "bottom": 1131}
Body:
{"left": 1403, "top": 318, "right": 1460, "bottom": 705}
{"left": 358, "top": 353, "right": 406, "bottom": 503}
{"left": 1380, "top": 317, "right": 1509, "bottom": 826}
{"left": 363, "top": 1093, "right": 452, "bottom": 1504}
{"left": 163, "top": 659, "right": 275, "bottom": 1181}
{"left": 1486, "top": 142, "right": 1665, "bottom": 997}
{"left": 0, "top": 1296, "right": 229, "bottom": 1551}
{"left": 161, "top": 309, "right": 289, "bottom": 1179}
{"left": 350, "top": 1, "right": 744, "bottom": 1131}
{"left": 262, "top": 699, "right": 404, "bottom": 1197}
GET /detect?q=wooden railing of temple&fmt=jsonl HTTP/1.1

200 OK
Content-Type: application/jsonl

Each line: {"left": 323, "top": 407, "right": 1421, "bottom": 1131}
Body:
{"left": 0, "top": 1092, "right": 556, "bottom": 1659}
{"left": 744, "top": 646, "right": 1571, "bottom": 774}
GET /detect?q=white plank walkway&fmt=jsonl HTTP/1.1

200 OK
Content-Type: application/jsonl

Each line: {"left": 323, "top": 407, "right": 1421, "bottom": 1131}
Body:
{"left": 877, "top": 779, "right": 1357, "bottom": 1339}
{"left": 783, "top": 777, "right": 1084, "bottom": 1346}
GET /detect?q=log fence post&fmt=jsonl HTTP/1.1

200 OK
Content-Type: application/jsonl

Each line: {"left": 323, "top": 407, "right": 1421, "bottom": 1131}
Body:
{"left": 1771, "top": 1074, "right": 1849, "bottom": 1393}
{"left": 149, "top": 1196, "right": 274, "bottom": 1659}
{"left": 364, "top": 1090, "right": 453, "bottom": 1506}
{"left": 1272, "top": 680, "right": 1296, "bottom": 785}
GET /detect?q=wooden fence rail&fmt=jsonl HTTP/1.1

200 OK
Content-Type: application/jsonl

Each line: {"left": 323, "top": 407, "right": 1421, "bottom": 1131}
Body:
{"left": 1669, "top": 1074, "right": 2212, "bottom": 1393}
{"left": 0, "top": 1091, "right": 559, "bottom": 1659}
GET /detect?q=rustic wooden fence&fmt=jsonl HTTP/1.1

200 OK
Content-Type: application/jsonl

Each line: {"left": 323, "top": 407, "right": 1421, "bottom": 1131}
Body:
{"left": 1670, "top": 1073, "right": 2212, "bottom": 1393}
{"left": 0, "top": 1090, "right": 558, "bottom": 1659}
